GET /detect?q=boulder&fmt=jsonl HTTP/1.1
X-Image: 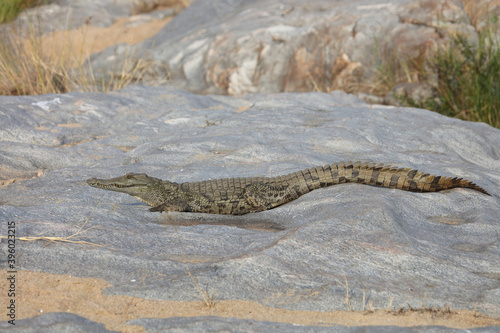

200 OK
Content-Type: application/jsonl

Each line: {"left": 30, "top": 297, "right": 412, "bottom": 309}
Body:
{"left": 88, "top": 0, "right": 481, "bottom": 99}
{"left": 0, "top": 0, "right": 180, "bottom": 35}
{"left": 0, "top": 86, "right": 499, "bottom": 331}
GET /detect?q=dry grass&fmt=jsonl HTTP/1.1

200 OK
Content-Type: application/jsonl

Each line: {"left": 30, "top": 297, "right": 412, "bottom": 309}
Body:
{"left": 373, "top": 37, "right": 426, "bottom": 97}
{"left": 344, "top": 276, "right": 353, "bottom": 311}
{"left": 171, "top": 222, "right": 217, "bottom": 308}
{"left": 0, "top": 23, "right": 67, "bottom": 95}
{"left": 0, "top": 203, "right": 114, "bottom": 248}
{"left": 0, "top": 20, "right": 159, "bottom": 95}
{"left": 343, "top": 276, "right": 461, "bottom": 318}
{"left": 133, "top": 0, "right": 193, "bottom": 15}
{"left": 0, "top": 2, "right": 173, "bottom": 96}
{"left": 462, "top": 0, "right": 500, "bottom": 29}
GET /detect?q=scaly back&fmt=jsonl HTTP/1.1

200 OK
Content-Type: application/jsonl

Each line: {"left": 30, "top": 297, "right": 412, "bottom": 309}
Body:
{"left": 179, "top": 161, "right": 490, "bottom": 197}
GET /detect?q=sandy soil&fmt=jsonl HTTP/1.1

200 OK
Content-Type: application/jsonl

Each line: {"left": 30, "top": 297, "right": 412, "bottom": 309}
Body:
{"left": 39, "top": 14, "right": 173, "bottom": 66}
{"left": 2, "top": 269, "right": 499, "bottom": 332}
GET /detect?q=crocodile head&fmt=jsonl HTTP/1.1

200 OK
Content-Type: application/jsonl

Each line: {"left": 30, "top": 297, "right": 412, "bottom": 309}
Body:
{"left": 87, "top": 173, "right": 165, "bottom": 206}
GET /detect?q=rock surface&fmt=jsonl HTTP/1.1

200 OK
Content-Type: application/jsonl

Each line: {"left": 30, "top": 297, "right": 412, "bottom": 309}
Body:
{"left": 0, "top": 86, "right": 499, "bottom": 331}
{"left": 1, "top": 0, "right": 181, "bottom": 34}
{"left": 3, "top": 314, "right": 497, "bottom": 333}
{"left": 88, "top": 0, "right": 499, "bottom": 100}
{"left": 0, "top": 313, "right": 116, "bottom": 333}
{"left": 5, "top": 0, "right": 500, "bottom": 104}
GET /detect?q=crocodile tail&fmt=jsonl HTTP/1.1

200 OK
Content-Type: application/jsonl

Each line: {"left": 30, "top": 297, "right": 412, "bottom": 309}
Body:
{"left": 309, "top": 161, "right": 490, "bottom": 195}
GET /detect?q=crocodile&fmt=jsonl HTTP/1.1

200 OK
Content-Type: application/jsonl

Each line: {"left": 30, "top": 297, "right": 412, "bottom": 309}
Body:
{"left": 87, "top": 161, "right": 490, "bottom": 215}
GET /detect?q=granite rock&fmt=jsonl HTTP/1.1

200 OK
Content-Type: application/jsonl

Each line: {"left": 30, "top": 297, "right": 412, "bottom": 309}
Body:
{"left": 0, "top": 86, "right": 499, "bottom": 331}
{"left": 88, "top": 0, "right": 482, "bottom": 99}
{"left": 0, "top": 312, "right": 117, "bottom": 332}
{"left": 0, "top": 0, "right": 178, "bottom": 35}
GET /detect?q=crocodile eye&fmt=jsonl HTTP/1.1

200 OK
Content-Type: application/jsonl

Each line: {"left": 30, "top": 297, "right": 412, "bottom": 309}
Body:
{"left": 125, "top": 173, "right": 134, "bottom": 179}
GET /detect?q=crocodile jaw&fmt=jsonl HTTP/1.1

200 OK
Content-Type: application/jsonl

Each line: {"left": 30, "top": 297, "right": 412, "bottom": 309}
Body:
{"left": 87, "top": 173, "right": 160, "bottom": 197}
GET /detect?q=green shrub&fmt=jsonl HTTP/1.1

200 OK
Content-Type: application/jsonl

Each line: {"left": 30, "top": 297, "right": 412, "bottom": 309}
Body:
{"left": 402, "top": 27, "right": 500, "bottom": 129}
{"left": 0, "top": 0, "right": 45, "bottom": 23}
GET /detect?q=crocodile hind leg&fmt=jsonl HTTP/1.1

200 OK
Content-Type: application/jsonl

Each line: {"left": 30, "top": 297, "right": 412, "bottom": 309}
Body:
{"left": 242, "top": 183, "right": 300, "bottom": 212}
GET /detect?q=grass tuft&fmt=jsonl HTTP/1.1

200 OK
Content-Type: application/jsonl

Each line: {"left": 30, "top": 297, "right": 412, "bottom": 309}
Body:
{"left": 343, "top": 279, "right": 460, "bottom": 318}
{"left": 171, "top": 222, "right": 217, "bottom": 308}
{"left": 0, "top": 22, "right": 67, "bottom": 95}
{"left": 387, "top": 21, "right": 500, "bottom": 129}
{"left": 344, "top": 276, "right": 353, "bottom": 311}
{"left": 404, "top": 27, "right": 500, "bottom": 128}
{"left": 0, "top": 8, "right": 166, "bottom": 95}
{"left": 0, "top": 203, "right": 114, "bottom": 248}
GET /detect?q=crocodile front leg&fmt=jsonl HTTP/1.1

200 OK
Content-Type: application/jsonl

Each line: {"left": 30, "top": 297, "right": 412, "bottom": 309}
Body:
{"left": 149, "top": 197, "right": 192, "bottom": 213}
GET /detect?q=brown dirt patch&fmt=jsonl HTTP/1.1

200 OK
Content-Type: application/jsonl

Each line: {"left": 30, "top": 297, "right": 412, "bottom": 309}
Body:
{"left": 2, "top": 269, "right": 499, "bottom": 332}
{"left": 39, "top": 14, "right": 172, "bottom": 67}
